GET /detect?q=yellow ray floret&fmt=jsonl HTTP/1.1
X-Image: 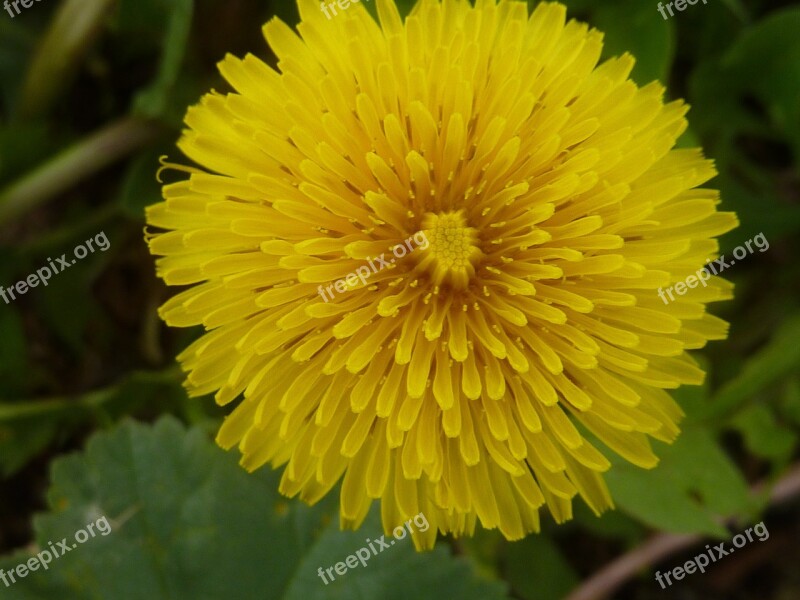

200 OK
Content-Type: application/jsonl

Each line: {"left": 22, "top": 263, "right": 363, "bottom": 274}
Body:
{"left": 146, "top": 0, "right": 737, "bottom": 550}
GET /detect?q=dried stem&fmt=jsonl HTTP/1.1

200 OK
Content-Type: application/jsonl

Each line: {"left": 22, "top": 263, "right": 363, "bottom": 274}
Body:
{"left": 564, "top": 463, "right": 800, "bottom": 600}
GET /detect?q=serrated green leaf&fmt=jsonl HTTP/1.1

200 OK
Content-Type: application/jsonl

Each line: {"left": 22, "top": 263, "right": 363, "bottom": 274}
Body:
{"left": 0, "top": 417, "right": 509, "bottom": 600}
{"left": 282, "top": 509, "right": 507, "bottom": 600}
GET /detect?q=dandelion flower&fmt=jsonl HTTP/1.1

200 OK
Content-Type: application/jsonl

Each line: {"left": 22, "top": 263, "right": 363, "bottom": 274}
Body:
{"left": 146, "top": 0, "right": 738, "bottom": 549}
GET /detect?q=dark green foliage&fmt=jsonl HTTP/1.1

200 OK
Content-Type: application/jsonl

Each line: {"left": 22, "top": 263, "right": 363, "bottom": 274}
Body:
{"left": 0, "top": 1, "right": 798, "bottom": 598}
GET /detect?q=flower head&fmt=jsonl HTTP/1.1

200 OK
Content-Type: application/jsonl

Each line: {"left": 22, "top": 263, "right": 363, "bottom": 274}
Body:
{"left": 146, "top": 0, "right": 737, "bottom": 549}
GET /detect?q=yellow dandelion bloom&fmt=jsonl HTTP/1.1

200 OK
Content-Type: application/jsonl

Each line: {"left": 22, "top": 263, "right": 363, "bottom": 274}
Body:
{"left": 146, "top": 0, "right": 737, "bottom": 549}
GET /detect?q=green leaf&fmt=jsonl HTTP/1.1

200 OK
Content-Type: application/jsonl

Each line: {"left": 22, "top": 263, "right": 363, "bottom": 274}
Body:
{"left": 17, "top": 0, "right": 115, "bottom": 119}
{"left": 504, "top": 536, "right": 579, "bottom": 600}
{"left": 557, "top": 0, "right": 675, "bottom": 85}
{"left": 605, "top": 428, "right": 752, "bottom": 536}
{"left": 688, "top": 8, "right": 800, "bottom": 242}
{"left": 114, "top": 0, "right": 194, "bottom": 121}
{"left": 0, "top": 417, "right": 509, "bottom": 599}
{"left": 282, "top": 509, "right": 508, "bottom": 600}
{"left": 591, "top": 0, "right": 674, "bottom": 85}
{"left": 675, "top": 125, "right": 700, "bottom": 149}
{"left": 361, "top": 0, "right": 415, "bottom": 21}
{"left": 394, "top": 0, "right": 418, "bottom": 18}
{"left": 781, "top": 378, "right": 800, "bottom": 427}
{"left": 731, "top": 404, "right": 797, "bottom": 462}
{"left": 269, "top": 0, "right": 300, "bottom": 26}
{"left": 0, "top": 14, "right": 48, "bottom": 114}
{"left": 717, "top": 8, "right": 800, "bottom": 153}
{"left": 719, "top": 0, "right": 750, "bottom": 22}
{"left": 460, "top": 527, "right": 505, "bottom": 581}
{"left": 673, "top": 1, "right": 746, "bottom": 63}
{"left": 697, "top": 314, "right": 800, "bottom": 420}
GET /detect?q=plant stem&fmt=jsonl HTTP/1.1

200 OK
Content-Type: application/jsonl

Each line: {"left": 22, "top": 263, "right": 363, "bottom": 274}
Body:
{"left": 0, "top": 367, "right": 181, "bottom": 421}
{"left": 19, "top": 0, "right": 116, "bottom": 119}
{"left": 564, "top": 463, "right": 800, "bottom": 600}
{"left": 0, "top": 118, "right": 162, "bottom": 227}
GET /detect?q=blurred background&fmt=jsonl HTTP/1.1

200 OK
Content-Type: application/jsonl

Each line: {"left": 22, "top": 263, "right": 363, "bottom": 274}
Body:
{"left": 0, "top": 0, "right": 798, "bottom": 598}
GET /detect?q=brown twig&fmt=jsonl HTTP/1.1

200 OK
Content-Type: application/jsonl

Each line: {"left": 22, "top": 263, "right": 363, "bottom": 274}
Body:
{"left": 564, "top": 462, "right": 800, "bottom": 600}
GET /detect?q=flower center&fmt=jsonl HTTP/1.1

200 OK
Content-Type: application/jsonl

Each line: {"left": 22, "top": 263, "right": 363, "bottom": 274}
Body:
{"left": 416, "top": 210, "right": 483, "bottom": 289}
